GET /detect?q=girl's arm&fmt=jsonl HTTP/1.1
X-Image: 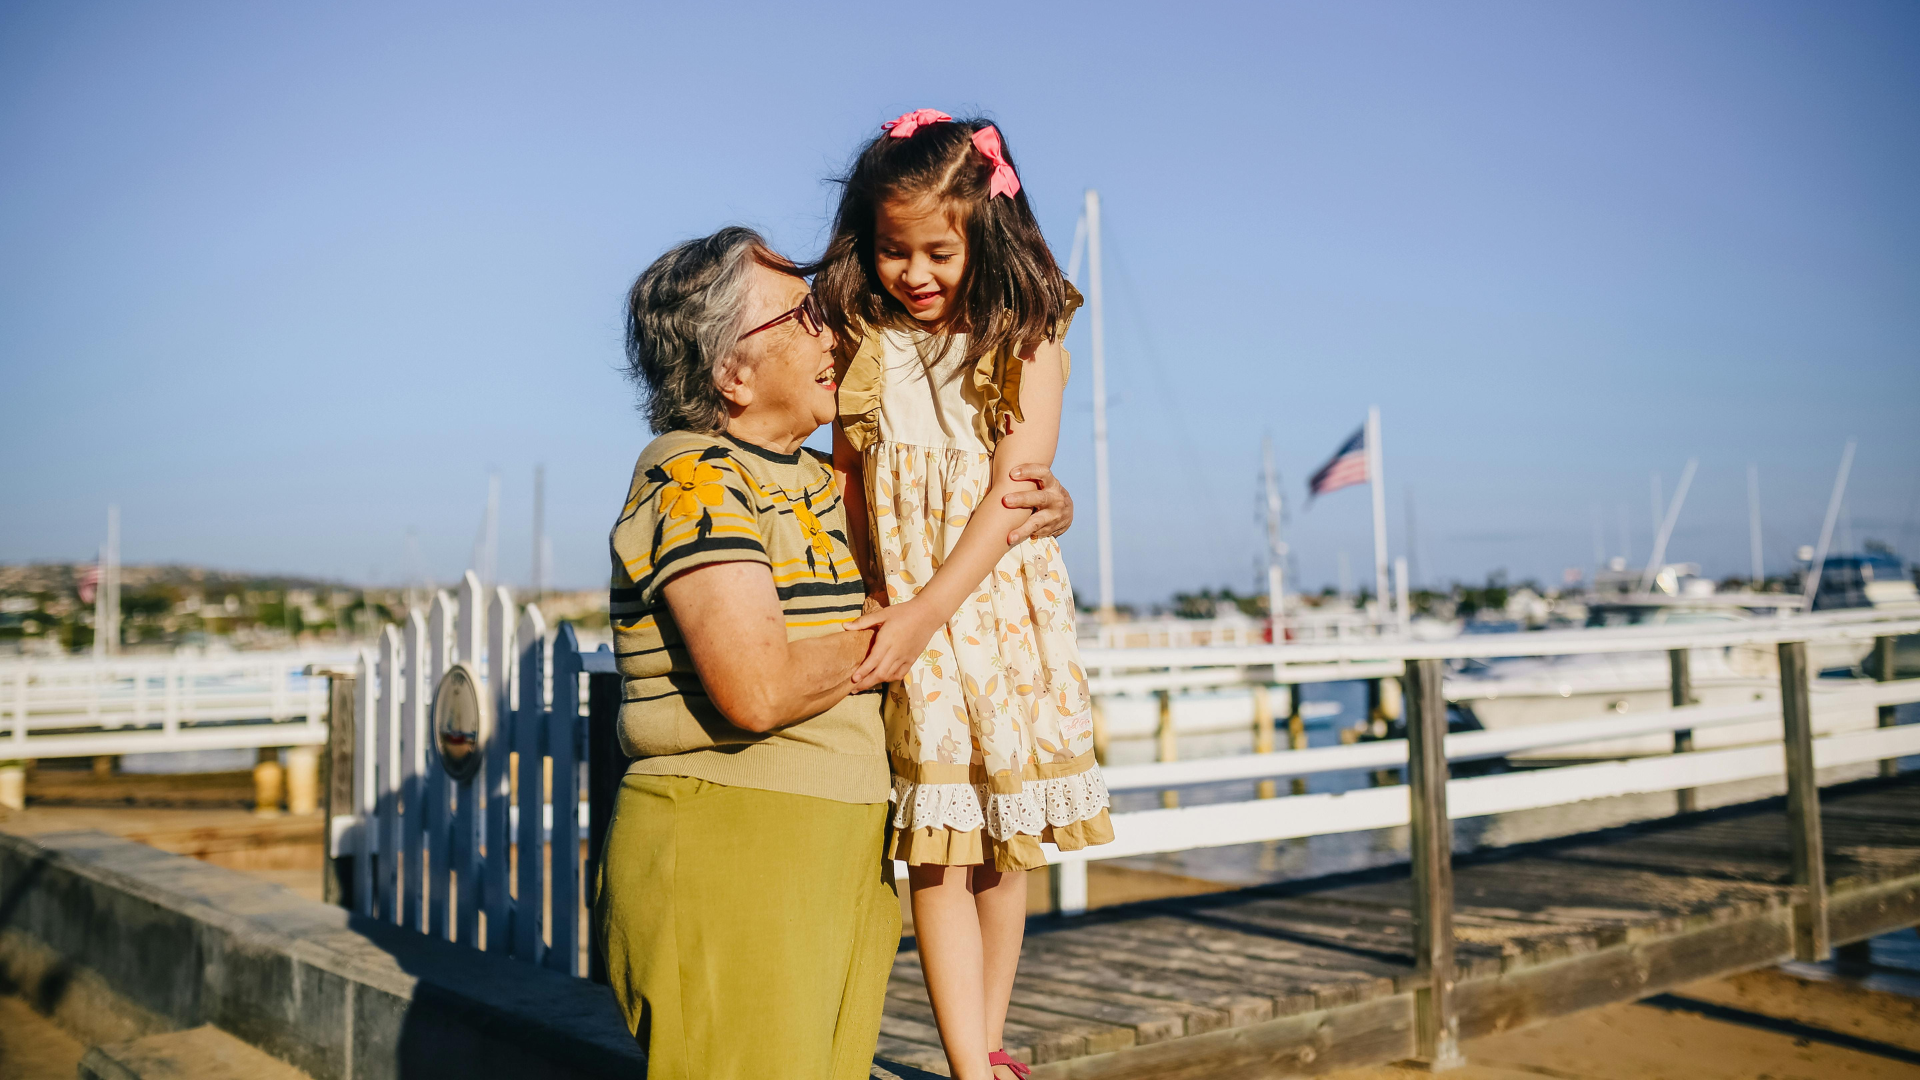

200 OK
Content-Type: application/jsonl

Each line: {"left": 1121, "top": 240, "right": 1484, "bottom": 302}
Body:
{"left": 848, "top": 340, "right": 1065, "bottom": 685}
{"left": 832, "top": 421, "right": 884, "bottom": 599}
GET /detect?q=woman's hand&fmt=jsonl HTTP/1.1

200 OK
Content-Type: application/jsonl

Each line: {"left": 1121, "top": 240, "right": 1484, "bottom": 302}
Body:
{"left": 847, "top": 597, "right": 947, "bottom": 687}
{"left": 1003, "top": 463, "right": 1073, "bottom": 545}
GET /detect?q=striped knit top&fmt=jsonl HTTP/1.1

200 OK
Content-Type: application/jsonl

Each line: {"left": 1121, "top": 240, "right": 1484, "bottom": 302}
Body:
{"left": 607, "top": 430, "right": 887, "bottom": 803}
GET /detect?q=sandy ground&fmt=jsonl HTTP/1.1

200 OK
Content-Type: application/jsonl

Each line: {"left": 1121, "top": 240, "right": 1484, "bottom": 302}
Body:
{"left": 0, "top": 995, "right": 86, "bottom": 1080}
{"left": 1328, "top": 992, "right": 1920, "bottom": 1080}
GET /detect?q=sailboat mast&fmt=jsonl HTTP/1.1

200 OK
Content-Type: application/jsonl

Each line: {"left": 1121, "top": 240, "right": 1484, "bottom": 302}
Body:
{"left": 1261, "top": 436, "right": 1284, "bottom": 628}
{"left": 1087, "top": 189, "right": 1114, "bottom": 619}
{"left": 1802, "top": 440, "right": 1856, "bottom": 609}
{"left": 532, "top": 464, "right": 546, "bottom": 600}
{"left": 1747, "top": 463, "right": 1763, "bottom": 588}
{"left": 1637, "top": 458, "right": 1697, "bottom": 594}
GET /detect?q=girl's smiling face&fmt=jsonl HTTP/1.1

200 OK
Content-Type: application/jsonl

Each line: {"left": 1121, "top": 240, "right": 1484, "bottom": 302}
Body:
{"left": 874, "top": 196, "right": 968, "bottom": 326}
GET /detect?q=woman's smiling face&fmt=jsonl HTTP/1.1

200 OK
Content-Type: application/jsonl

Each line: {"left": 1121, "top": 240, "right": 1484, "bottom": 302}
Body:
{"left": 873, "top": 196, "right": 967, "bottom": 326}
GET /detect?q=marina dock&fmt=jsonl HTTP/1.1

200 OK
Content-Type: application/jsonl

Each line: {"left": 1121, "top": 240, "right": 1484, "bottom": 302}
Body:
{"left": 4, "top": 595, "right": 1918, "bottom": 1079}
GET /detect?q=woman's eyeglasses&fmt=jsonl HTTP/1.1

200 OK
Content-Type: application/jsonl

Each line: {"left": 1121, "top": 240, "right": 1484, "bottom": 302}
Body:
{"left": 738, "top": 293, "right": 825, "bottom": 342}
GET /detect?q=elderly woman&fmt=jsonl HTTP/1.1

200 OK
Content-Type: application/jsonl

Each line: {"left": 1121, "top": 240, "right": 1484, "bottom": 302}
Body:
{"left": 596, "top": 226, "right": 1074, "bottom": 1080}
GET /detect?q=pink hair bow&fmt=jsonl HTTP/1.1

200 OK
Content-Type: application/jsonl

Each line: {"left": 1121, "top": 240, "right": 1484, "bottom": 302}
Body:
{"left": 971, "top": 125, "right": 1020, "bottom": 199}
{"left": 881, "top": 108, "right": 952, "bottom": 138}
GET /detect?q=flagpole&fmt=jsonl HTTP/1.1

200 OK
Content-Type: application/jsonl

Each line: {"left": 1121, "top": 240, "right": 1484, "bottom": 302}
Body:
{"left": 1087, "top": 188, "right": 1114, "bottom": 621}
{"left": 92, "top": 543, "right": 108, "bottom": 660}
{"left": 107, "top": 504, "right": 120, "bottom": 656}
{"left": 1366, "top": 406, "right": 1389, "bottom": 622}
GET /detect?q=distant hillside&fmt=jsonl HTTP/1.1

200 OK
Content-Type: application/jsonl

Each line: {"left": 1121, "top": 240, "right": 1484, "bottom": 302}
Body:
{"left": 0, "top": 563, "right": 348, "bottom": 596}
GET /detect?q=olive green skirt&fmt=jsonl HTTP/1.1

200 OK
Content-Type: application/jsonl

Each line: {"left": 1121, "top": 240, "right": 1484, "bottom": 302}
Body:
{"left": 593, "top": 774, "right": 900, "bottom": 1080}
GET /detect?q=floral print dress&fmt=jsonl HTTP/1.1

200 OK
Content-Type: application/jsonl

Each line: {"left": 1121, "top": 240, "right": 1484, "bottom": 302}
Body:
{"left": 845, "top": 328, "right": 1112, "bottom": 873}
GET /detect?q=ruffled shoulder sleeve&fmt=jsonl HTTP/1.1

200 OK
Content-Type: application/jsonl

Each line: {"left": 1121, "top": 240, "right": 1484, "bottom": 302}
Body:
{"left": 968, "top": 281, "right": 1086, "bottom": 448}
{"left": 834, "top": 322, "right": 886, "bottom": 453}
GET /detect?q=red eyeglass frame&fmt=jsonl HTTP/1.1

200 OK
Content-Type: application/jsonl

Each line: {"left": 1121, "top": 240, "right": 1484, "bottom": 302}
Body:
{"left": 738, "top": 292, "right": 826, "bottom": 342}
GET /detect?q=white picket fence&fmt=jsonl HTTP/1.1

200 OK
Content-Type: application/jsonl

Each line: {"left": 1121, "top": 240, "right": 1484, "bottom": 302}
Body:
{"left": 333, "top": 572, "right": 597, "bottom": 975}
{"left": 0, "top": 651, "right": 342, "bottom": 759}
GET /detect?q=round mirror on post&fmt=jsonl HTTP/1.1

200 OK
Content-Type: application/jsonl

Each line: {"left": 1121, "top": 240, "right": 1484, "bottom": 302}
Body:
{"left": 432, "top": 662, "right": 490, "bottom": 782}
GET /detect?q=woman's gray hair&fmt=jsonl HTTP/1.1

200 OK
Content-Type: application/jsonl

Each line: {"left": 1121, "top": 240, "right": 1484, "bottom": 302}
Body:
{"left": 623, "top": 226, "right": 786, "bottom": 434}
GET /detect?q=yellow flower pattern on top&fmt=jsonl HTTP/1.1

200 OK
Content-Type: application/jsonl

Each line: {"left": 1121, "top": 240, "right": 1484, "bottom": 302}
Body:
{"left": 660, "top": 458, "right": 725, "bottom": 520}
{"left": 791, "top": 502, "right": 834, "bottom": 561}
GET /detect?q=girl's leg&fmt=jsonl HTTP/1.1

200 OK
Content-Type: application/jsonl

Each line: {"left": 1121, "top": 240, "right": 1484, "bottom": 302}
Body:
{"left": 910, "top": 863, "right": 993, "bottom": 1080}
{"left": 970, "top": 864, "right": 1029, "bottom": 1075}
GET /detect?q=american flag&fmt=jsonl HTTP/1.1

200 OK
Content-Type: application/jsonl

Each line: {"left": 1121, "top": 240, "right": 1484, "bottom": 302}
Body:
{"left": 1308, "top": 426, "right": 1370, "bottom": 498}
{"left": 77, "top": 563, "right": 102, "bottom": 604}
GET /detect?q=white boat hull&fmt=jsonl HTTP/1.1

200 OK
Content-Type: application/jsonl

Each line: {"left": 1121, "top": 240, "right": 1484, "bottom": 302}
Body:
{"left": 1449, "top": 643, "right": 1878, "bottom": 759}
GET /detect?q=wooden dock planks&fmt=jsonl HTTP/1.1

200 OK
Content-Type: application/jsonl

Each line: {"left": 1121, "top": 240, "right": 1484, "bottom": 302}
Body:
{"left": 875, "top": 775, "right": 1920, "bottom": 1078}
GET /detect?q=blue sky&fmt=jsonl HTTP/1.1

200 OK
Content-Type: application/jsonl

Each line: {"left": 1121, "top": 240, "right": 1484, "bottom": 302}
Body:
{"left": 3, "top": 2, "right": 1916, "bottom": 603}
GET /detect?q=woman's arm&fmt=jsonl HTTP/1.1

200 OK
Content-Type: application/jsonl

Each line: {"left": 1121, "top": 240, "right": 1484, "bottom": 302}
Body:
{"left": 849, "top": 340, "right": 1065, "bottom": 685}
{"left": 662, "top": 561, "right": 876, "bottom": 732}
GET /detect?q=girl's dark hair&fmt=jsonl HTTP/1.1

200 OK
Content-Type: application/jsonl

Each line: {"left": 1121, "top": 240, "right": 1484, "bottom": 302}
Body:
{"left": 809, "top": 116, "right": 1069, "bottom": 370}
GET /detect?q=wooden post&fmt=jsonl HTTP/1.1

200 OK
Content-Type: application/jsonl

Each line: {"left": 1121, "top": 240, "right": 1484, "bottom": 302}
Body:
{"left": 1049, "top": 860, "right": 1089, "bottom": 917}
{"left": 1874, "top": 636, "right": 1898, "bottom": 779}
{"left": 546, "top": 624, "right": 582, "bottom": 977}
{"left": 585, "top": 649, "right": 623, "bottom": 985}
{"left": 513, "top": 607, "right": 548, "bottom": 964}
{"left": 1252, "top": 684, "right": 1275, "bottom": 754}
{"left": 1156, "top": 689, "right": 1178, "bottom": 808}
{"left": 1669, "top": 649, "right": 1696, "bottom": 814}
{"left": 1406, "top": 657, "right": 1463, "bottom": 1070}
{"left": 1778, "top": 640, "right": 1829, "bottom": 962}
{"left": 483, "top": 588, "right": 516, "bottom": 954}
{"left": 1252, "top": 685, "right": 1276, "bottom": 800}
{"left": 253, "top": 746, "right": 284, "bottom": 817}
{"left": 321, "top": 672, "right": 356, "bottom": 907}
{"left": 1288, "top": 685, "right": 1308, "bottom": 796}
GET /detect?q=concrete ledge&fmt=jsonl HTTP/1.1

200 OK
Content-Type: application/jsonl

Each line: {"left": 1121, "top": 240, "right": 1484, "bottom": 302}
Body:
{"left": 81, "top": 1024, "right": 312, "bottom": 1080}
{"left": 0, "top": 818, "right": 941, "bottom": 1080}
{"left": 0, "top": 821, "right": 644, "bottom": 1079}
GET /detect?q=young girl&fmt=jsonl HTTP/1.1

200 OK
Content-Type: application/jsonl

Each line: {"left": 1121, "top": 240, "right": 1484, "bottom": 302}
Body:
{"left": 820, "top": 109, "right": 1113, "bottom": 1080}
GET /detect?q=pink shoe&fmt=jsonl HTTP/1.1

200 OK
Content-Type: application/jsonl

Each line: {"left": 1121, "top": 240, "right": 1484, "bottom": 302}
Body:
{"left": 988, "top": 1049, "right": 1031, "bottom": 1079}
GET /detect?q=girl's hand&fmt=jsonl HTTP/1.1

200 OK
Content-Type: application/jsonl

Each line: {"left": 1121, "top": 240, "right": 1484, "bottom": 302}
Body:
{"left": 848, "top": 598, "right": 946, "bottom": 686}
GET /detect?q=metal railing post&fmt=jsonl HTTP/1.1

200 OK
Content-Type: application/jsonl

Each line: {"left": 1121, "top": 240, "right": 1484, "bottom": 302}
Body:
{"left": 1669, "top": 648, "right": 1696, "bottom": 813}
{"left": 1406, "top": 657, "right": 1463, "bottom": 1070}
{"left": 1778, "top": 640, "right": 1829, "bottom": 962}
{"left": 1874, "top": 635, "right": 1899, "bottom": 778}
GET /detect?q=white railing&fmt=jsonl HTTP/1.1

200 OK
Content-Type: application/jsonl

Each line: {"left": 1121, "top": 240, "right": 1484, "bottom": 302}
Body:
{"left": 1039, "top": 616, "right": 1920, "bottom": 922}
{"left": 1082, "top": 607, "right": 1920, "bottom": 672}
{"left": 1084, "top": 618, "right": 1268, "bottom": 650}
{"left": 0, "top": 650, "right": 349, "bottom": 759}
{"left": 1081, "top": 608, "right": 1392, "bottom": 650}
